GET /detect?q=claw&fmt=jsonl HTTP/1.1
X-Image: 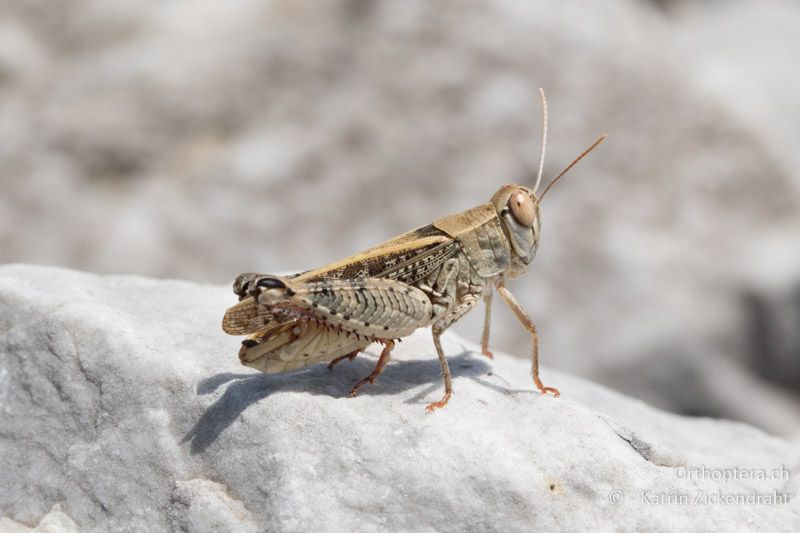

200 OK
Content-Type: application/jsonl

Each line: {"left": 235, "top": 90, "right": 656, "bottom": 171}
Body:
{"left": 534, "top": 375, "right": 560, "bottom": 397}
{"left": 538, "top": 385, "right": 560, "bottom": 397}
{"left": 481, "top": 348, "right": 494, "bottom": 360}
{"left": 349, "top": 377, "right": 373, "bottom": 397}
{"left": 425, "top": 391, "right": 452, "bottom": 412}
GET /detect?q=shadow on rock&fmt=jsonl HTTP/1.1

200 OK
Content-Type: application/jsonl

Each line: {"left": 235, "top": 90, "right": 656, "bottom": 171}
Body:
{"left": 181, "top": 373, "right": 277, "bottom": 454}
{"left": 182, "top": 346, "right": 492, "bottom": 454}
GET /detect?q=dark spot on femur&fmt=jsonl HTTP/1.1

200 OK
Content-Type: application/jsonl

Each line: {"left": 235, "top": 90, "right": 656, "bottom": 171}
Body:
{"left": 363, "top": 322, "right": 370, "bottom": 327}
{"left": 312, "top": 302, "right": 319, "bottom": 308}
{"left": 241, "top": 339, "right": 258, "bottom": 348}
{"left": 257, "top": 277, "right": 287, "bottom": 289}
{"left": 383, "top": 326, "right": 389, "bottom": 331}
{"left": 343, "top": 315, "right": 351, "bottom": 320}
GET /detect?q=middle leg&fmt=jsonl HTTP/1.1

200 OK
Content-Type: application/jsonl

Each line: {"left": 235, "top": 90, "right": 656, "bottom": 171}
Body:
{"left": 427, "top": 294, "right": 480, "bottom": 412}
{"left": 480, "top": 286, "right": 494, "bottom": 359}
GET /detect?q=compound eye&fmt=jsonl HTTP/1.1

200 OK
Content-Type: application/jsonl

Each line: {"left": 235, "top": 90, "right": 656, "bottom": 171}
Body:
{"left": 507, "top": 190, "right": 536, "bottom": 228}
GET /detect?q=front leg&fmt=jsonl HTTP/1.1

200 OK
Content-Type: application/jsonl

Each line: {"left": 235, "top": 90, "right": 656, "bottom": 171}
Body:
{"left": 495, "top": 278, "right": 560, "bottom": 397}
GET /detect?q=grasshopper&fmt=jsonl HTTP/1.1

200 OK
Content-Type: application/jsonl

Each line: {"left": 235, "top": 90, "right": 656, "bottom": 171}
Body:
{"left": 222, "top": 90, "right": 605, "bottom": 411}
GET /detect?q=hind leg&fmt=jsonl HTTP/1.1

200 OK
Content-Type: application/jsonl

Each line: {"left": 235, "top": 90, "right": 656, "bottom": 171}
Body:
{"left": 328, "top": 349, "right": 360, "bottom": 371}
{"left": 231, "top": 273, "right": 264, "bottom": 300}
{"left": 349, "top": 341, "right": 395, "bottom": 397}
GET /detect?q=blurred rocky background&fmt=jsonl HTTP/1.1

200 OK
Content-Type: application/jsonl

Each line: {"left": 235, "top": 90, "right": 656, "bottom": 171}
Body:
{"left": 1, "top": 0, "right": 798, "bottom": 436}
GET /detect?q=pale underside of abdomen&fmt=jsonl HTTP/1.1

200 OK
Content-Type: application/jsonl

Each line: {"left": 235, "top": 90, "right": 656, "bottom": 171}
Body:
{"left": 238, "top": 318, "right": 374, "bottom": 374}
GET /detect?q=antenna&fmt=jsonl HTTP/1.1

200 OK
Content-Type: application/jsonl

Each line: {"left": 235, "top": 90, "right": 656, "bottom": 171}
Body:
{"left": 532, "top": 88, "right": 548, "bottom": 195}
{"left": 539, "top": 134, "right": 607, "bottom": 200}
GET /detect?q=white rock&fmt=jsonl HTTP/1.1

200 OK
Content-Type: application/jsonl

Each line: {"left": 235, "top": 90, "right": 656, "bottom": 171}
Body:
{"left": 1, "top": 265, "right": 798, "bottom": 531}
{"left": 169, "top": 479, "right": 259, "bottom": 533}
{"left": 0, "top": 504, "right": 81, "bottom": 533}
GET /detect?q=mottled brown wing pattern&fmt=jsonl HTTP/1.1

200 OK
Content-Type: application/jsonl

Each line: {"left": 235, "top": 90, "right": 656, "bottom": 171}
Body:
{"left": 221, "top": 224, "right": 459, "bottom": 336}
{"left": 378, "top": 239, "right": 461, "bottom": 284}
{"left": 296, "top": 224, "right": 455, "bottom": 282}
{"left": 221, "top": 299, "right": 278, "bottom": 335}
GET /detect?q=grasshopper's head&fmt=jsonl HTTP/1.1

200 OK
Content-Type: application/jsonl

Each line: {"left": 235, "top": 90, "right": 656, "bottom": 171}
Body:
{"left": 489, "top": 89, "right": 607, "bottom": 277}
{"left": 491, "top": 185, "right": 541, "bottom": 276}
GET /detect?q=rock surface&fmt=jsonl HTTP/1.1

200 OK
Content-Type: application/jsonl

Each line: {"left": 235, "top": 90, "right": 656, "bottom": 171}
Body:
{"left": 1, "top": 265, "right": 798, "bottom": 532}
